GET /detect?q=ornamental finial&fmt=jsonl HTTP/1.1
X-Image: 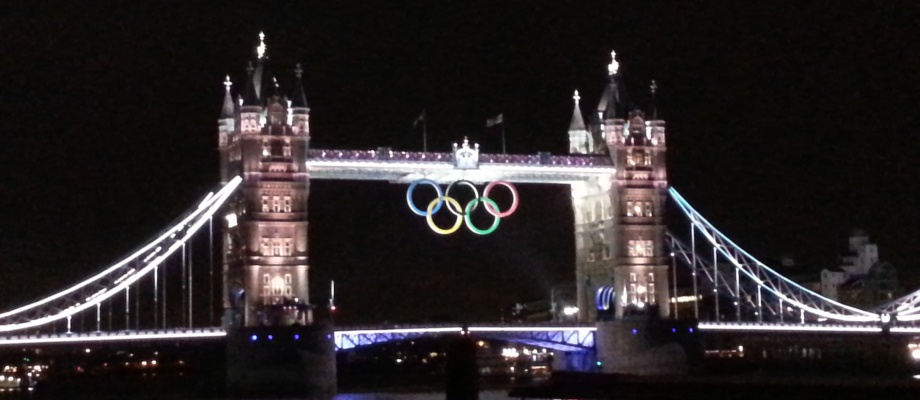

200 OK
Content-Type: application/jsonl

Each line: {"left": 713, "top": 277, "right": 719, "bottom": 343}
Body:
{"left": 224, "top": 75, "right": 232, "bottom": 91}
{"left": 573, "top": 89, "right": 581, "bottom": 105}
{"left": 607, "top": 50, "right": 619, "bottom": 75}
{"left": 294, "top": 63, "right": 303, "bottom": 79}
{"left": 256, "top": 31, "right": 267, "bottom": 59}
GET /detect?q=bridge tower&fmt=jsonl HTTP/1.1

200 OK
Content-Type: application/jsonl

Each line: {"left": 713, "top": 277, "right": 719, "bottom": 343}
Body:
{"left": 218, "top": 33, "right": 313, "bottom": 328}
{"left": 573, "top": 50, "right": 670, "bottom": 322}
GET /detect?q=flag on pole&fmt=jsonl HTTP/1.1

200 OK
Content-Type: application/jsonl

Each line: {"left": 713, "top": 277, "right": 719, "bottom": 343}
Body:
{"left": 486, "top": 113, "right": 503, "bottom": 128}
{"left": 413, "top": 109, "right": 426, "bottom": 127}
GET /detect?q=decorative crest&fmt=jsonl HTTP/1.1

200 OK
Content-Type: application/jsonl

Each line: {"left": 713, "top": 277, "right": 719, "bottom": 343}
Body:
{"left": 224, "top": 75, "right": 233, "bottom": 91}
{"left": 452, "top": 137, "right": 480, "bottom": 169}
{"left": 573, "top": 90, "right": 581, "bottom": 105}
{"left": 607, "top": 50, "right": 619, "bottom": 75}
{"left": 256, "top": 31, "right": 267, "bottom": 59}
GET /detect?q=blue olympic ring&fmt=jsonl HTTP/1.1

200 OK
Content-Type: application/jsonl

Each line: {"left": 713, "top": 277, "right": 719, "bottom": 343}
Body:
{"left": 406, "top": 179, "right": 519, "bottom": 235}
{"left": 406, "top": 179, "right": 444, "bottom": 216}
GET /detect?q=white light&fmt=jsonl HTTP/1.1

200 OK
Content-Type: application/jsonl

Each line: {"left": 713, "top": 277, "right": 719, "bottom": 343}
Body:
{"left": 0, "top": 329, "right": 227, "bottom": 346}
{"left": 0, "top": 177, "right": 242, "bottom": 333}
{"left": 698, "top": 322, "right": 881, "bottom": 334}
{"left": 84, "top": 348, "right": 90, "bottom": 353}
{"left": 737, "top": 345, "right": 744, "bottom": 352}
{"left": 912, "top": 349, "right": 920, "bottom": 361}
{"left": 225, "top": 213, "right": 238, "bottom": 228}
{"left": 563, "top": 306, "right": 579, "bottom": 316}
{"left": 0, "top": 177, "right": 241, "bottom": 332}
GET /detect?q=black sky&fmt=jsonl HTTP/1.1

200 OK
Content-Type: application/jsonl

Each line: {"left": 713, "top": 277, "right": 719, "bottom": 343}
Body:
{"left": 1, "top": 3, "right": 918, "bottom": 324}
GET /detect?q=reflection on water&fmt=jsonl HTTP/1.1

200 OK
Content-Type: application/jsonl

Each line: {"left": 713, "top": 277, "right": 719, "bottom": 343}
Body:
{"left": 0, "top": 389, "right": 510, "bottom": 400}
{"left": 334, "top": 390, "right": 508, "bottom": 400}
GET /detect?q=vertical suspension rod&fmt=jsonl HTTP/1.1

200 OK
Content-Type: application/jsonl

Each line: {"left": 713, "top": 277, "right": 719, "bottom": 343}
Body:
{"left": 671, "top": 251, "right": 678, "bottom": 319}
{"left": 757, "top": 265, "right": 763, "bottom": 322}
{"left": 189, "top": 240, "right": 194, "bottom": 328}
{"left": 181, "top": 243, "right": 187, "bottom": 326}
{"left": 96, "top": 303, "right": 101, "bottom": 332}
{"left": 154, "top": 266, "right": 159, "bottom": 329}
{"left": 691, "top": 223, "right": 699, "bottom": 319}
{"left": 125, "top": 286, "right": 131, "bottom": 331}
{"left": 713, "top": 242, "right": 719, "bottom": 322}
{"left": 163, "top": 257, "right": 168, "bottom": 329}
{"left": 208, "top": 216, "right": 214, "bottom": 325}
{"left": 735, "top": 260, "right": 741, "bottom": 321}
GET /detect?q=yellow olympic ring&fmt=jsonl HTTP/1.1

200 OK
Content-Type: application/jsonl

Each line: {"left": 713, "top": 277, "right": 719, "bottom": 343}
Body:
{"left": 426, "top": 197, "right": 463, "bottom": 235}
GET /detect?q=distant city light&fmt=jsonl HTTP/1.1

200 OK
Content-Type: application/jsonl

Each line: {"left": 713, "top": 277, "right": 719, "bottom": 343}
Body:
{"left": 562, "top": 306, "right": 579, "bottom": 316}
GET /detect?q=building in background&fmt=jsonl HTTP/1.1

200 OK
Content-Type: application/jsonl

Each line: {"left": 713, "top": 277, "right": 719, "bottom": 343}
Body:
{"left": 820, "top": 230, "right": 898, "bottom": 309}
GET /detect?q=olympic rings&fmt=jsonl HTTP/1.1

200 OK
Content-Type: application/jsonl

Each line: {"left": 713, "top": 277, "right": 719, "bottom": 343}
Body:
{"left": 406, "top": 179, "right": 520, "bottom": 235}
{"left": 426, "top": 197, "right": 463, "bottom": 235}
{"left": 444, "top": 180, "right": 480, "bottom": 216}
{"left": 464, "top": 197, "right": 500, "bottom": 235}
{"left": 406, "top": 179, "right": 443, "bottom": 216}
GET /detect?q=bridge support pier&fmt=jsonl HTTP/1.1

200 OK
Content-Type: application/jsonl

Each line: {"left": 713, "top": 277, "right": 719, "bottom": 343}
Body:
{"left": 595, "top": 318, "right": 699, "bottom": 375}
{"left": 226, "top": 323, "right": 336, "bottom": 399}
{"left": 551, "top": 350, "right": 598, "bottom": 372}
{"left": 446, "top": 334, "right": 479, "bottom": 400}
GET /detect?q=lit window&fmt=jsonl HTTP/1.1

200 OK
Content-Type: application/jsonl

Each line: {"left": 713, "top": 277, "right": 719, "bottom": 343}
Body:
{"left": 262, "top": 285, "right": 271, "bottom": 297}
{"left": 271, "top": 276, "right": 284, "bottom": 296}
{"left": 282, "top": 239, "right": 293, "bottom": 256}
{"left": 260, "top": 239, "right": 271, "bottom": 256}
{"left": 283, "top": 140, "right": 292, "bottom": 157}
{"left": 261, "top": 196, "right": 270, "bottom": 212}
{"left": 626, "top": 151, "right": 636, "bottom": 166}
{"left": 644, "top": 201, "right": 653, "bottom": 217}
{"left": 262, "top": 141, "right": 271, "bottom": 157}
{"left": 626, "top": 271, "right": 657, "bottom": 307}
{"left": 627, "top": 240, "right": 654, "bottom": 257}
{"left": 263, "top": 274, "right": 270, "bottom": 285}
{"left": 283, "top": 195, "right": 292, "bottom": 212}
{"left": 271, "top": 196, "right": 281, "bottom": 212}
{"left": 642, "top": 151, "right": 652, "bottom": 166}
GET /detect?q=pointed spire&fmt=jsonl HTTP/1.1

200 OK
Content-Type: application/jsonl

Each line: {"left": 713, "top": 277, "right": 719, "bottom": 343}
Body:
{"left": 290, "top": 63, "right": 309, "bottom": 108}
{"left": 569, "top": 90, "right": 586, "bottom": 131}
{"left": 256, "top": 31, "right": 267, "bottom": 59}
{"left": 607, "top": 50, "right": 620, "bottom": 75}
{"left": 221, "top": 75, "right": 235, "bottom": 118}
{"left": 597, "top": 49, "right": 629, "bottom": 120}
{"left": 241, "top": 62, "right": 260, "bottom": 106}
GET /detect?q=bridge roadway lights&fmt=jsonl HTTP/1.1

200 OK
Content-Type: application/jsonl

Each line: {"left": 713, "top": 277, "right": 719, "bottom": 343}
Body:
{"left": 226, "top": 323, "right": 336, "bottom": 398}
{"left": 594, "top": 316, "right": 700, "bottom": 375}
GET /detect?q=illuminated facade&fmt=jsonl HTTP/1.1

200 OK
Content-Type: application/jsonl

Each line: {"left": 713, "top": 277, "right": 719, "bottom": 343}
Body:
{"left": 218, "top": 34, "right": 312, "bottom": 327}
{"left": 571, "top": 51, "right": 670, "bottom": 320}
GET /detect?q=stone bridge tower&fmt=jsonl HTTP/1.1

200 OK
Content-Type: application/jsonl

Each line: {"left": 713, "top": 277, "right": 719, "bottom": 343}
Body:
{"left": 217, "top": 33, "right": 313, "bottom": 328}
{"left": 571, "top": 51, "right": 670, "bottom": 321}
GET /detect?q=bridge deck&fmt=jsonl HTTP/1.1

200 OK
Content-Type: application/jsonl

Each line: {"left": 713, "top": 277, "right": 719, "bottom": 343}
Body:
{"left": 306, "top": 149, "right": 615, "bottom": 184}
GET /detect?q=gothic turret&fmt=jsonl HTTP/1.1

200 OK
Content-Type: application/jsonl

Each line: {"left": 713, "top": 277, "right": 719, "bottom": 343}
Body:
{"left": 218, "top": 75, "right": 235, "bottom": 148}
{"left": 568, "top": 90, "right": 593, "bottom": 154}
{"left": 290, "top": 64, "right": 310, "bottom": 136}
{"left": 218, "top": 33, "right": 314, "bottom": 329}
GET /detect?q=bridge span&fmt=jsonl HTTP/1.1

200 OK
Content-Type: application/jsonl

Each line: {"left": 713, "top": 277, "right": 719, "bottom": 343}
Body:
{"left": 0, "top": 322, "right": 917, "bottom": 349}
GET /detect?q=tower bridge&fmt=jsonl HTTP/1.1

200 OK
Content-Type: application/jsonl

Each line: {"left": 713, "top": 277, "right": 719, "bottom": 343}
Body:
{"left": 1, "top": 35, "right": 918, "bottom": 396}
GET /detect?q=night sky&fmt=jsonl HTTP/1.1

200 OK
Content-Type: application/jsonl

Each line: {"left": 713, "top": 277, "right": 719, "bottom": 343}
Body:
{"left": 1, "top": 3, "right": 918, "bottom": 324}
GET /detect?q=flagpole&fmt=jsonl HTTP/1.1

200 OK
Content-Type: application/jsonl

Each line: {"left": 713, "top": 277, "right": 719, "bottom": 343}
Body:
{"left": 501, "top": 122, "right": 506, "bottom": 154}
